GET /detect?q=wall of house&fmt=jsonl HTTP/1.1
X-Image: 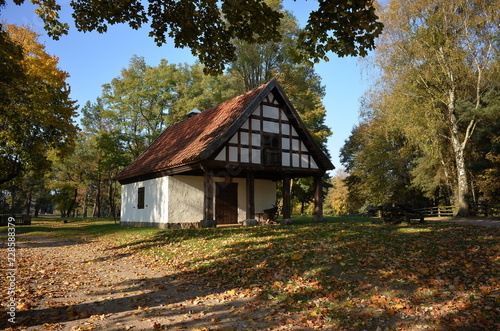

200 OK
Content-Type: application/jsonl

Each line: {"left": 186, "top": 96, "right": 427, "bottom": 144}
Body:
{"left": 167, "top": 175, "right": 204, "bottom": 224}
{"left": 167, "top": 175, "right": 276, "bottom": 225}
{"left": 120, "top": 177, "right": 169, "bottom": 228}
{"left": 254, "top": 179, "right": 277, "bottom": 213}
{"left": 121, "top": 175, "right": 277, "bottom": 228}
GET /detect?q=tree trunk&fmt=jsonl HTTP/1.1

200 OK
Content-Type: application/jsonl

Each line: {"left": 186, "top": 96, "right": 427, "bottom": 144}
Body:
{"left": 66, "top": 187, "right": 78, "bottom": 218}
{"left": 109, "top": 180, "right": 116, "bottom": 222}
{"left": 82, "top": 190, "right": 88, "bottom": 218}
{"left": 447, "top": 89, "right": 470, "bottom": 217}
{"left": 94, "top": 181, "right": 101, "bottom": 217}
{"left": 452, "top": 141, "right": 469, "bottom": 217}
{"left": 92, "top": 199, "right": 97, "bottom": 218}
{"left": 25, "top": 191, "right": 32, "bottom": 215}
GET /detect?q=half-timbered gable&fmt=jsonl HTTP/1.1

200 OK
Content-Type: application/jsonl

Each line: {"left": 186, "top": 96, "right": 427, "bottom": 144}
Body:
{"left": 115, "top": 79, "right": 334, "bottom": 228}
{"left": 213, "top": 91, "right": 321, "bottom": 171}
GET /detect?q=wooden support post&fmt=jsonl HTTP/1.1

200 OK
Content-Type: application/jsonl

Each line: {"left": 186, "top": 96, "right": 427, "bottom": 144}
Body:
{"left": 246, "top": 172, "right": 255, "bottom": 220}
{"left": 203, "top": 170, "right": 214, "bottom": 224}
{"left": 314, "top": 175, "right": 325, "bottom": 222}
{"left": 282, "top": 176, "right": 291, "bottom": 220}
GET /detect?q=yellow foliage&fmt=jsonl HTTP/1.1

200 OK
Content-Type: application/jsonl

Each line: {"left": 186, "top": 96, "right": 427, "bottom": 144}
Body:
{"left": 1, "top": 24, "right": 77, "bottom": 183}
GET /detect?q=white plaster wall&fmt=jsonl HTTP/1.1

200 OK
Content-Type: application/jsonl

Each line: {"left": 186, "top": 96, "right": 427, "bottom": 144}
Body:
{"left": 121, "top": 177, "right": 169, "bottom": 224}
{"left": 255, "top": 179, "right": 277, "bottom": 213}
{"left": 122, "top": 175, "right": 277, "bottom": 225}
{"left": 167, "top": 175, "right": 205, "bottom": 223}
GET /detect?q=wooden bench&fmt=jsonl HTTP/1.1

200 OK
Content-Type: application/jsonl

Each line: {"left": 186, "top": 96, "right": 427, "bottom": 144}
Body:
{"left": 380, "top": 204, "right": 424, "bottom": 224}
{"left": 0, "top": 214, "right": 31, "bottom": 226}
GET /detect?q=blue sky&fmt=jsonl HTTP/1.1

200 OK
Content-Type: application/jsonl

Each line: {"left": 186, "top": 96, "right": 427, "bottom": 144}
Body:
{"left": 1, "top": 0, "right": 371, "bottom": 170}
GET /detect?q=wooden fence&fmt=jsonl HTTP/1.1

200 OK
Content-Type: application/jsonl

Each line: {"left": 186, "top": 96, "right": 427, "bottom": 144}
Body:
{"left": 416, "top": 203, "right": 500, "bottom": 218}
{"left": 416, "top": 206, "right": 456, "bottom": 217}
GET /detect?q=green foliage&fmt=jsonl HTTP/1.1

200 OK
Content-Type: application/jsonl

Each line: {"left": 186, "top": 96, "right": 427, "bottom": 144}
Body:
{"left": 291, "top": 177, "right": 315, "bottom": 214}
{"left": 340, "top": 118, "right": 422, "bottom": 210}
{"left": 343, "top": 0, "right": 500, "bottom": 213}
{"left": 228, "top": 4, "right": 331, "bottom": 151}
{"left": 470, "top": 83, "right": 500, "bottom": 201}
{"left": 93, "top": 57, "right": 238, "bottom": 159}
{"left": 101, "top": 55, "right": 171, "bottom": 156}
{"left": 0, "top": 24, "right": 78, "bottom": 185}
{"left": 4, "top": 0, "right": 383, "bottom": 74}
{"left": 298, "top": 0, "right": 383, "bottom": 61}
{"left": 12, "top": 2, "right": 334, "bottom": 219}
{"left": 167, "top": 63, "right": 238, "bottom": 123}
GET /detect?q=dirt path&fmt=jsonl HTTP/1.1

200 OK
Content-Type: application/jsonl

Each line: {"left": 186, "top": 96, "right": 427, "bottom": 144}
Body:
{"left": 3, "top": 236, "right": 297, "bottom": 331}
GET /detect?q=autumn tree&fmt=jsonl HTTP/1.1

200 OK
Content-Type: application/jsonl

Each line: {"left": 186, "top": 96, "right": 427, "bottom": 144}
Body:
{"left": 100, "top": 56, "right": 173, "bottom": 157}
{"left": 1, "top": 0, "right": 383, "bottom": 74}
{"left": 367, "top": 0, "right": 500, "bottom": 216}
{"left": 0, "top": 24, "right": 77, "bottom": 185}
{"left": 96, "top": 58, "right": 236, "bottom": 158}
{"left": 470, "top": 81, "right": 500, "bottom": 203}
{"left": 80, "top": 99, "right": 131, "bottom": 218}
{"left": 340, "top": 116, "right": 420, "bottom": 212}
{"left": 228, "top": 1, "right": 331, "bottom": 148}
{"left": 226, "top": 2, "right": 333, "bottom": 215}
{"left": 325, "top": 169, "right": 349, "bottom": 216}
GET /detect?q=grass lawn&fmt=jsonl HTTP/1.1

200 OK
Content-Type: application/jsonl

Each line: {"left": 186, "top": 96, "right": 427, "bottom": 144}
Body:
{"left": 3, "top": 216, "right": 499, "bottom": 330}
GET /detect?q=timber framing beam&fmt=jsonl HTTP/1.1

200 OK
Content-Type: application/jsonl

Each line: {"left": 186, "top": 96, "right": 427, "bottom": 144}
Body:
{"left": 282, "top": 176, "right": 291, "bottom": 220}
{"left": 203, "top": 169, "right": 214, "bottom": 221}
{"left": 246, "top": 172, "right": 255, "bottom": 220}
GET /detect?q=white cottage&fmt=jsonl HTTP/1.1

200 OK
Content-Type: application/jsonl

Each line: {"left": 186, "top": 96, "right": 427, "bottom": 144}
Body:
{"left": 115, "top": 79, "right": 334, "bottom": 228}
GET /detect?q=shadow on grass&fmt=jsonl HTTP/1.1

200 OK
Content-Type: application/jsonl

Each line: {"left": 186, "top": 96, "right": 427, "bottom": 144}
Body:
{"left": 0, "top": 218, "right": 160, "bottom": 248}
{"left": 7, "top": 217, "right": 500, "bottom": 330}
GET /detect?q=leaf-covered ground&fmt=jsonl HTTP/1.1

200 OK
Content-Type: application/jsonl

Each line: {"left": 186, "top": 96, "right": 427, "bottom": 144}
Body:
{"left": 1, "top": 218, "right": 499, "bottom": 330}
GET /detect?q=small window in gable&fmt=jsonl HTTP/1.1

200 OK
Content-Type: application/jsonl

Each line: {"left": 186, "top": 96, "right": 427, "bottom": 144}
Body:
{"left": 138, "top": 187, "right": 145, "bottom": 209}
{"left": 263, "top": 133, "right": 280, "bottom": 148}
{"left": 262, "top": 133, "right": 281, "bottom": 166}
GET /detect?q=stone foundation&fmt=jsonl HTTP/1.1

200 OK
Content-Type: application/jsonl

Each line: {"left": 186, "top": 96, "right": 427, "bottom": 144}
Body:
{"left": 242, "top": 219, "right": 258, "bottom": 227}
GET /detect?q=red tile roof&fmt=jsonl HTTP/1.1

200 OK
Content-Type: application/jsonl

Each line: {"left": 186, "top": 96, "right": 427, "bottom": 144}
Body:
{"left": 114, "top": 82, "right": 268, "bottom": 182}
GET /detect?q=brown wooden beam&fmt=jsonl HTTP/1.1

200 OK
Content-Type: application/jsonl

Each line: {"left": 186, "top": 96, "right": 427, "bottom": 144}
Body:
{"left": 246, "top": 172, "right": 255, "bottom": 220}
{"left": 314, "top": 175, "right": 324, "bottom": 221}
{"left": 282, "top": 176, "right": 291, "bottom": 219}
{"left": 203, "top": 170, "right": 214, "bottom": 221}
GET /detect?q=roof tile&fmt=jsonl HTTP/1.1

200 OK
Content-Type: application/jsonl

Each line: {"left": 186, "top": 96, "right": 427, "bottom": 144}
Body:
{"left": 115, "top": 83, "right": 267, "bottom": 181}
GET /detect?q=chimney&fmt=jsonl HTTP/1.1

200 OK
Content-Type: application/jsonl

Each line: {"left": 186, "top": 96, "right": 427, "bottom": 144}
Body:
{"left": 186, "top": 108, "right": 201, "bottom": 119}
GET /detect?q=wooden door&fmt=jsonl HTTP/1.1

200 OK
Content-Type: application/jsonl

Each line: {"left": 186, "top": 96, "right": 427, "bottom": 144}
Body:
{"left": 216, "top": 182, "right": 238, "bottom": 224}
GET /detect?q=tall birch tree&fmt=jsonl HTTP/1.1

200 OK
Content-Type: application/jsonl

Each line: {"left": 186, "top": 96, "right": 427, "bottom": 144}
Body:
{"left": 370, "top": 0, "right": 500, "bottom": 216}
